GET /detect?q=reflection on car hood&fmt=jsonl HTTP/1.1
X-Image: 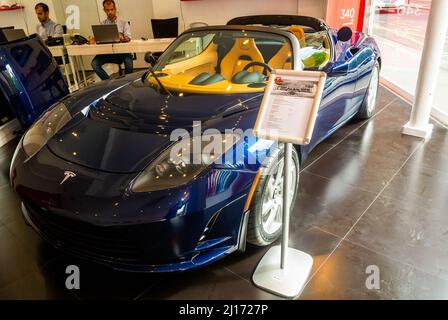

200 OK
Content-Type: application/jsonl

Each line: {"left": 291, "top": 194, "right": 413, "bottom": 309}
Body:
{"left": 46, "top": 78, "right": 262, "bottom": 173}
{"left": 92, "top": 79, "right": 262, "bottom": 132}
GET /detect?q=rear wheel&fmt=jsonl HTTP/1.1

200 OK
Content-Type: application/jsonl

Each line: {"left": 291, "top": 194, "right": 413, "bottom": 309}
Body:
{"left": 247, "top": 145, "right": 300, "bottom": 246}
{"left": 357, "top": 61, "right": 380, "bottom": 120}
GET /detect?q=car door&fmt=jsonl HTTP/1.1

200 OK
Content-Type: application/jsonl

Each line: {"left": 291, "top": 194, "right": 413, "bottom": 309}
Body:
{"left": 352, "top": 46, "right": 377, "bottom": 109}
{"left": 304, "top": 32, "right": 358, "bottom": 153}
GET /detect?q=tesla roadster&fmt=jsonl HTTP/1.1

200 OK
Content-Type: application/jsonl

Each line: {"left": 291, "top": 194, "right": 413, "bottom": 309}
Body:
{"left": 10, "top": 15, "right": 381, "bottom": 272}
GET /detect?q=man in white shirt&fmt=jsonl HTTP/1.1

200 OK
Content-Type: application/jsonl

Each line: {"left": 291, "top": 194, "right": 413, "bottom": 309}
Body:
{"left": 35, "top": 2, "right": 63, "bottom": 42}
{"left": 91, "top": 0, "right": 134, "bottom": 80}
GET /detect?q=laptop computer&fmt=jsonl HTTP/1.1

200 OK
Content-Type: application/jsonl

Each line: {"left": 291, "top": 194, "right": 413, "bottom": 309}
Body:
{"left": 0, "top": 29, "right": 27, "bottom": 43}
{"left": 92, "top": 24, "right": 121, "bottom": 44}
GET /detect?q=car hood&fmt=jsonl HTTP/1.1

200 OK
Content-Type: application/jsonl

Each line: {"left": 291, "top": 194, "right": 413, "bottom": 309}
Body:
{"left": 47, "top": 77, "right": 262, "bottom": 173}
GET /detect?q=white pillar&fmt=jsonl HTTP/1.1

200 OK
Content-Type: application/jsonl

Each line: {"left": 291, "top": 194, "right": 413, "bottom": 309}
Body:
{"left": 402, "top": 0, "right": 448, "bottom": 139}
{"left": 367, "top": 0, "right": 376, "bottom": 35}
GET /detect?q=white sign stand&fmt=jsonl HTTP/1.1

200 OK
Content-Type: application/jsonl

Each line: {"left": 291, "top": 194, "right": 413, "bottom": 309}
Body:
{"left": 252, "top": 143, "right": 313, "bottom": 299}
{"left": 252, "top": 70, "right": 326, "bottom": 299}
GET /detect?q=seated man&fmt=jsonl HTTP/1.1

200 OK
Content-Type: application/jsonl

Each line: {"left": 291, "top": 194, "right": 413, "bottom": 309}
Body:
{"left": 91, "top": 0, "right": 133, "bottom": 80}
{"left": 35, "top": 3, "right": 66, "bottom": 65}
{"left": 35, "top": 2, "right": 63, "bottom": 42}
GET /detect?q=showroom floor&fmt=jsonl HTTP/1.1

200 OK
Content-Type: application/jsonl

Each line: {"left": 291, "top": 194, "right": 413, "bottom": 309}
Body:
{"left": 1, "top": 85, "right": 448, "bottom": 300}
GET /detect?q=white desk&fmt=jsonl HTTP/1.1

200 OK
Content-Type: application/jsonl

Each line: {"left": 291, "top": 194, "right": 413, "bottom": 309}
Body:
{"left": 66, "top": 43, "right": 114, "bottom": 56}
{"left": 48, "top": 45, "right": 80, "bottom": 91}
{"left": 66, "top": 38, "right": 175, "bottom": 85}
{"left": 112, "top": 38, "right": 175, "bottom": 54}
{"left": 66, "top": 43, "right": 114, "bottom": 85}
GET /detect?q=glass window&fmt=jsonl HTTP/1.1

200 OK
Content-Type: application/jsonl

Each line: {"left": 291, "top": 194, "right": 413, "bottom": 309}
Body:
{"left": 366, "top": 0, "right": 432, "bottom": 95}
{"left": 301, "top": 31, "right": 332, "bottom": 70}
{"left": 274, "top": 25, "right": 332, "bottom": 70}
{"left": 152, "top": 30, "right": 293, "bottom": 94}
{"left": 163, "top": 34, "right": 215, "bottom": 65}
{"left": 433, "top": 25, "right": 448, "bottom": 119}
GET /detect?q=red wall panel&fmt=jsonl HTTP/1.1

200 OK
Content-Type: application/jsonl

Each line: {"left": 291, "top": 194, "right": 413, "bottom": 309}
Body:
{"left": 326, "top": 0, "right": 367, "bottom": 32}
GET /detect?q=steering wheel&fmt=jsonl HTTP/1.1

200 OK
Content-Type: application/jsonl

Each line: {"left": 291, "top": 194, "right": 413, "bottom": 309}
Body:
{"left": 243, "top": 61, "right": 273, "bottom": 76}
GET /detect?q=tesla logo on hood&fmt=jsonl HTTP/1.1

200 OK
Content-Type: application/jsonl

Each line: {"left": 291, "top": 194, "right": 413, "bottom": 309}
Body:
{"left": 61, "top": 171, "right": 76, "bottom": 185}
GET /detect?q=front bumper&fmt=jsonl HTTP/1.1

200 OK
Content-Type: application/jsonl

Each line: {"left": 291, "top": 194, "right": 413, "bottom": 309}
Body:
{"left": 12, "top": 144, "right": 254, "bottom": 272}
{"left": 21, "top": 199, "right": 246, "bottom": 273}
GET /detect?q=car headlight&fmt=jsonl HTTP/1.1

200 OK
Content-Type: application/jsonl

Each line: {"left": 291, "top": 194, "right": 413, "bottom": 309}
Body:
{"left": 22, "top": 102, "right": 72, "bottom": 157}
{"left": 131, "top": 133, "right": 241, "bottom": 192}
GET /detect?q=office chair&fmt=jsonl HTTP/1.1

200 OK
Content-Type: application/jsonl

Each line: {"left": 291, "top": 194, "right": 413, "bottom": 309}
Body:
{"left": 151, "top": 17, "right": 178, "bottom": 38}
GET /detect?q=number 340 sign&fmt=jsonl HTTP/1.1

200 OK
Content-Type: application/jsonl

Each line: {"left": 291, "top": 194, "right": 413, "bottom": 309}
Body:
{"left": 326, "top": 0, "right": 366, "bottom": 32}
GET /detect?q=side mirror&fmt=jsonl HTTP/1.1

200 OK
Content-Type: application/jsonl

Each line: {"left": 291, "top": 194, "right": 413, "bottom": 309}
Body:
{"left": 337, "top": 27, "right": 353, "bottom": 43}
{"left": 145, "top": 52, "right": 157, "bottom": 66}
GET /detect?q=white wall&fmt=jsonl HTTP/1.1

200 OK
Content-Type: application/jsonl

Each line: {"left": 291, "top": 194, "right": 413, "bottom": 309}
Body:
{"left": 2, "top": 0, "right": 331, "bottom": 39}
{"left": 1, "top": 0, "right": 329, "bottom": 71}
{"left": 0, "top": 0, "right": 58, "bottom": 34}
{"left": 153, "top": 0, "right": 298, "bottom": 32}
{"left": 151, "top": 0, "right": 327, "bottom": 32}
{"left": 298, "top": 0, "right": 327, "bottom": 19}
{"left": 2, "top": 0, "right": 328, "bottom": 44}
{"left": 54, "top": 0, "right": 100, "bottom": 35}
{"left": 151, "top": 0, "right": 179, "bottom": 20}
{"left": 1, "top": 0, "right": 328, "bottom": 37}
{"left": 180, "top": 0, "right": 298, "bottom": 28}
{"left": 0, "top": 9, "right": 28, "bottom": 31}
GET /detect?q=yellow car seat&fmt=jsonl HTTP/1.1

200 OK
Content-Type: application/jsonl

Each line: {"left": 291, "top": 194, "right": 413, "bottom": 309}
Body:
{"left": 220, "top": 38, "right": 265, "bottom": 80}
{"left": 288, "top": 25, "right": 307, "bottom": 48}
{"left": 269, "top": 44, "right": 293, "bottom": 70}
{"left": 268, "top": 25, "right": 306, "bottom": 70}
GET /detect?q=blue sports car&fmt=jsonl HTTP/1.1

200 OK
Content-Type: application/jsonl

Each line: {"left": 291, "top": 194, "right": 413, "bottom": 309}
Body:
{"left": 10, "top": 15, "right": 381, "bottom": 272}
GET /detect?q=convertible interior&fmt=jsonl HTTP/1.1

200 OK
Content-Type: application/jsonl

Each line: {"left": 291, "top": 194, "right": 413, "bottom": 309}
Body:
{"left": 149, "top": 26, "right": 331, "bottom": 94}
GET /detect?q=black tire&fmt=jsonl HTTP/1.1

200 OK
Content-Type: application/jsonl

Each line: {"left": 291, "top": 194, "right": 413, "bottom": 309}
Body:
{"left": 357, "top": 61, "right": 380, "bottom": 120}
{"left": 246, "top": 144, "right": 300, "bottom": 247}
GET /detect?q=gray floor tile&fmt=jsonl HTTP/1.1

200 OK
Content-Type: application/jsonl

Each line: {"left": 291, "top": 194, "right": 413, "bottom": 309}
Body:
{"left": 301, "top": 240, "right": 448, "bottom": 300}
{"left": 347, "top": 196, "right": 448, "bottom": 280}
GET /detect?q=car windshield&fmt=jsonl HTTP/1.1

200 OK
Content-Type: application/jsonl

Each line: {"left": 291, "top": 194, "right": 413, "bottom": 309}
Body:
{"left": 300, "top": 30, "right": 331, "bottom": 69}
{"left": 150, "top": 29, "right": 293, "bottom": 94}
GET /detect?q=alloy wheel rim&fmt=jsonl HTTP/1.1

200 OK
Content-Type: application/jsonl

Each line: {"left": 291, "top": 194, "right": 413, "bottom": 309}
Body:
{"left": 367, "top": 67, "right": 379, "bottom": 114}
{"left": 261, "top": 158, "right": 297, "bottom": 235}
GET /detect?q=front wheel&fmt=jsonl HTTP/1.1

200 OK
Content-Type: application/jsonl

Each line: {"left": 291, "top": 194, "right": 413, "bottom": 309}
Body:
{"left": 246, "top": 145, "right": 300, "bottom": 247}
{"left": 357, "top": 61, "right": 380, "bottom": 120}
